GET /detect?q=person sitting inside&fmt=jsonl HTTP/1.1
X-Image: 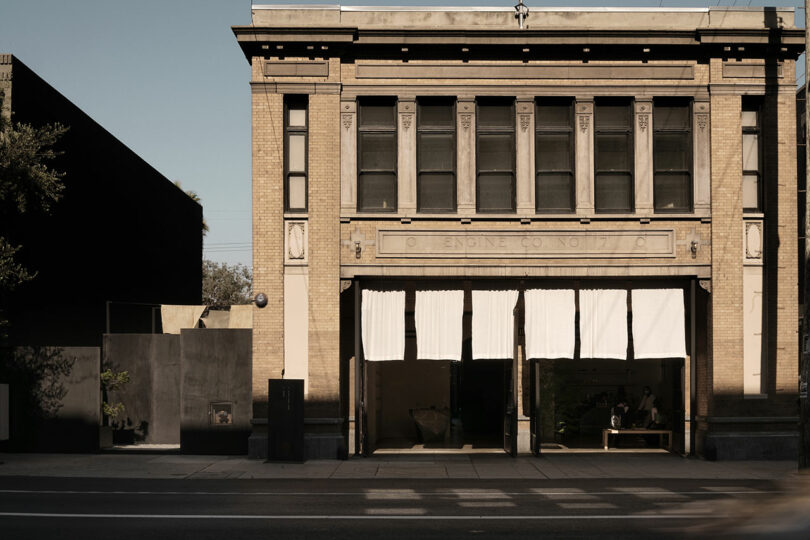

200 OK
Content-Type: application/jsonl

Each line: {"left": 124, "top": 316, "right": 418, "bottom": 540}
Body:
{"left": 637, "top": 386, "right": 656, "bottom": 428}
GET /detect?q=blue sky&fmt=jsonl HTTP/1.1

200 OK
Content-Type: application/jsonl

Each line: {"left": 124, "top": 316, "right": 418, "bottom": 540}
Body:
{"left": 0, "top": 1, "right": 805, "bottom": 267}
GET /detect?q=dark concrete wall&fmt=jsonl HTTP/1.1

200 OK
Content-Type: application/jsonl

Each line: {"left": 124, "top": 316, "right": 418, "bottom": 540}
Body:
{"left": 1, "top": 346, "right": 99, "bottom": 452}
{"left": 102, "top": 334, "right": 181, "bottom": 444}
{"left": 4, "top": 55, "right": 202, "bottom": 348}
{"left": 180, "top": 329, "right": 252, "bottom": 454}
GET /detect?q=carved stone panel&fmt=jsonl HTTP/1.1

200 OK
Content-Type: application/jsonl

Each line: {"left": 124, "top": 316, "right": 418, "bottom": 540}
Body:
{"left": 285, "top": 220, "right": 308, "bottom": 264}
{"left": 376, "top": 229, "right": 676, "bottom": 258}
{"left": 744, "top": 220, "right": 763, "bottom": 262}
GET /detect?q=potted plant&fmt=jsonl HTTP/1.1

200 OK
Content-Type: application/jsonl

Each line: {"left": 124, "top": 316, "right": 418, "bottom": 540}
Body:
{"left": 100, "top": 367, "right": 131, "bottom": 447}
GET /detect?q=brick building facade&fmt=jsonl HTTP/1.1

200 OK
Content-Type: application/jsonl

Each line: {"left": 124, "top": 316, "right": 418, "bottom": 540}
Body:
{"left": 234, "top": 5, "right": 803, "bottom": 460}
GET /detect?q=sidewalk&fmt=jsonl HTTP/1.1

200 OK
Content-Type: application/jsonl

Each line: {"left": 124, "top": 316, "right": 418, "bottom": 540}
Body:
{"left": 0, "top": 451, "right": 798, "bottom": 481}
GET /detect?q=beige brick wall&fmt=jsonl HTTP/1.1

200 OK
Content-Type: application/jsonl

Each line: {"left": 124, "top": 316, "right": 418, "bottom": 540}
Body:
{"left": 710, "top": 92, "right": 744, "bottom": 400}
{"left": 774, "top": 86, "right": 799, "bottom": 395}
{"left": 307, "top": 93, "right": 341, "bottom": 413}
{"left": 251, "top": 64, "right": 285, "bottom": 416}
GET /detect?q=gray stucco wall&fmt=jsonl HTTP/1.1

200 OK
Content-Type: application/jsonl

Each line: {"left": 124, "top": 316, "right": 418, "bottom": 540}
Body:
{"left": 180, "top": 329, "right": 252, "bottom": 454}
{"left": 102, "top": 334, "right": 181, "bottom": 444}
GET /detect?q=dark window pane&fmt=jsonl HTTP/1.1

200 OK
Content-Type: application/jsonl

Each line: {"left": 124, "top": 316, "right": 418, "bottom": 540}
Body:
{"left": 536, "top": 103, "right": 571, "bottom": 128}
{"left": 595, "top": 173, "right": 633, "bottom": 212}
{"left": 359, "top": 103, "right": 395, "bottom": 128}
{"left": 596, "top": 103, "right": 630, "bottom": 128}
{"left": 536, "top": 173, "right": 574, "bottom": 212}
{"left": 653, "top": 132, "right": 690, "bottom": 170}
{"left": 536, "top": 133, "right": 572, "bottom": 171}
{"left": 478, "top": 173, "right": 514, "bottom": 212}
{"left": 419, "top": 133, "right": 455, "bottom": 171}
{"left": 596, "top": 133, "right": 631, "bottom": 170}
{"left": 418, "top": 173, "right": 455, "bottom": 211}
{"left": 360, "top": 133, "right": 396, "bottom": 170}
{"left": 654, "top": 173, "right": 691, "bottom": 212}
{"left": 359, "top": 173, "right": 397, "bottom": 211}
{"left": 478, "top": 104, "right": 513, "bottom": 128}
{"left": 478, "top": 133, "right": 514, "bottom": 170}
{"left": 418, "top": 102, "right": 454, "bottom": 128}
{"left": 655, "top": 105, "right": 690, "bottom": 130}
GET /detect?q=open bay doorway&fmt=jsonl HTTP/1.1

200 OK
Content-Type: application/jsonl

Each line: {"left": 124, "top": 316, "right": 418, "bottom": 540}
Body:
{"left": 355, "top": 282, "right": 518, "bottom": 456}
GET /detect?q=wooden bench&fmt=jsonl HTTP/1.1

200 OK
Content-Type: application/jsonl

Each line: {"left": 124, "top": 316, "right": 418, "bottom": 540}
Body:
{"left": 602, "top": 428, "right": 673, "bottom": 451}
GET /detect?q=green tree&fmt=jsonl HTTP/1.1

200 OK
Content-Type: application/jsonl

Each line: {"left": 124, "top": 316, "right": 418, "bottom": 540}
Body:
{"left": 202, "top": 259, "right": 252, "bottom": 308}
{"left": 0, "top": 116, "right": 67, "bottom": 334}
{"left": 173, "top": 180, "right": 208, "bottom": 236}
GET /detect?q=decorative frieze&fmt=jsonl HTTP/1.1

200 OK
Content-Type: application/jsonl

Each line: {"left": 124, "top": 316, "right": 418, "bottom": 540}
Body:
{"left": 376, "top": 229, "right": 676, "bottom": 258}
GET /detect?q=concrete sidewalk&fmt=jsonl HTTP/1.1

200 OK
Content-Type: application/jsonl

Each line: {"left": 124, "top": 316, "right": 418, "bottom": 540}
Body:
{"left": 0, "top": 451, "right": 799, "bottom": 481}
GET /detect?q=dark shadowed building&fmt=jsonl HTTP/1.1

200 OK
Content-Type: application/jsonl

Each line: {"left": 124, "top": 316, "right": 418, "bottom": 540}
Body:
{"left": 0, "top": 54, "right": 202, "bottom": 347}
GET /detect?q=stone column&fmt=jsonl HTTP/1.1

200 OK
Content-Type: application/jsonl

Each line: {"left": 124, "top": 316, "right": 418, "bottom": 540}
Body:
{"left": 397, "top": 99, "right": 417, "bottom": 215}
{"left": 634, "top": 98, "right": 654, "bottom": 214}
{"left": 457, "top": 98, "right": 476, "bottom": 214}
{"left": 340, "top": 99, "right": 356, "bottom": 214}
{"left": 516, "top": 98, "right": 535, "bottom": 215}
{"left": 693, "top": 100, "right": 711, "bottom": 214}
{"left": 575, "top": 99, "right": 594, "bottom": 215}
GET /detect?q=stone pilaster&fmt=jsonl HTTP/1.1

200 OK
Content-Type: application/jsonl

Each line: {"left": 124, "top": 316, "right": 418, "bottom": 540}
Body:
{"left": 340, "top": 99, "right": 356, "bottom": 213}
{"left": 575, "top": 99, "right": 594, "bottom": 215}
{"left": 516, "top": 99, "right": 535, "bottom": 215}
{"left": 634, "top": 98, "right": 653, "bottom": 214}
{"left": 457, "top": 98, "right": 476, "bottom": 214}
{"left": 693, "top": 100, "right": 711, "bottom": 214}
{"left": 397, "top": 99, "right": 417, "bottom": 214}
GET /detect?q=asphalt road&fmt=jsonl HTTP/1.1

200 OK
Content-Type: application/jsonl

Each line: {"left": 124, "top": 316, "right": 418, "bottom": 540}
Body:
{"left": 0, "top": 476, "right": 803, "bottom": 539}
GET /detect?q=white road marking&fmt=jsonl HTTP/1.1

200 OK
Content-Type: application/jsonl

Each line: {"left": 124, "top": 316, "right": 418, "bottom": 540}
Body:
{"left": 0, "top": 489, "right": 779, "bottom": 497}
{"left": 0, "top": 512, "right": 719, "bottom": 520}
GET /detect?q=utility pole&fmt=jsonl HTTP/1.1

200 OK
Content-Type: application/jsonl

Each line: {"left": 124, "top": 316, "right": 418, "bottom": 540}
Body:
{"left": 801, "top": 0, "right": 810, "bottom": 471}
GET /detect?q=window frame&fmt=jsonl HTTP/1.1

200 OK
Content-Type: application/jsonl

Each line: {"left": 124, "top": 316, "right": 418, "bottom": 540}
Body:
{"left": 594, "top": 98, "right": 635, "bottom": 213}
{"left": 357, "top": 97, "right": 398, "bottom": 213}
{"left": 284, "top": 95, "right": 308, "bottom": 212}
{"left": 742, "top": 99, "right": 763, "bottom": 213}
{"left": 534, "top": 97, "right": 575, "bottom": 213}
{"left": 652, "top": 98, "right": 693, "bottom": 213}
{"left": 475, "top": 97, "right": 516, "bottom": 213}
{"left": 416, "top": 97, "right": 457, "bottom": 213}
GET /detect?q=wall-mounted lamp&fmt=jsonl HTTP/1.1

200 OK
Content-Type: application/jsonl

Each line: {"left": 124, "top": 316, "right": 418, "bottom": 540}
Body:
{"left": 354, "top": 241, "right": 362, "bottom": 259}
{"left": 254, "top": 293, "right": 268, "bottom": 308}
{"left": 690, "top": 240, "right": 699, "bottom": 259}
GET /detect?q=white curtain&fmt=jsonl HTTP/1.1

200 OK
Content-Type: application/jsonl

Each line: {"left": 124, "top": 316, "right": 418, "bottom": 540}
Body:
{"left": 361, "top": 290, "right": 405, "bottom": 361}
{"left": 580, "top": 289, "right": 628, "bottom": 360}
{"left": 525, "top": 289, "right": 576, "bottom": 359}
{"left": 415, "top": 290, "right": 464, "bottom": 361}
{"left": 472, "top": 290, "right": 519, "bottom": 360}
{"left": 631, "top": 289, "right": 687, "bottom": 359}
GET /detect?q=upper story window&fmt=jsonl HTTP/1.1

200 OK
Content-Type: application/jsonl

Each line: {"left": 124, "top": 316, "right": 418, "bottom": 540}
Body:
{"left": 358, "top": 97, "right": 397, "bottom": 212}
{"left": 535, "top": 98, "right": 575, "bottom": 213}
{"left": 742, "top": 99, "right": 762, "bottom": 212}
{"left": 284, "top": 95, "right": 307, "bottom": 212}
{"left": 417, "top": 98, "right": 456, "bottom": 212}
{"left": 653, "top": 99, "right": 692, "bottom": 213}
{"left": 594, "top": 98, "right": 634, "bottom": 213}
{"left": 477, "top": 98, "right": 515, "bottom": 213}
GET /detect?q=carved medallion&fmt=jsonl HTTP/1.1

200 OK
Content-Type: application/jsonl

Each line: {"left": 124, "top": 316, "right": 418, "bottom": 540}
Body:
{"left": 696, "top": 114, "right": 708, "bottom": 131}
{"left": 460, "top": 114, "right": 472, "bottom": 130}
{"left": 519, "top": 114, "right": 530, "bottom": 132}
{"left": 342, "top": 114, "right": 353, "bottom": 131}
{"left": 638, "top": 114, "right": 649, "bottom": 132}
{"left": 401, "top": 114, "right": 413, "bottom": 130}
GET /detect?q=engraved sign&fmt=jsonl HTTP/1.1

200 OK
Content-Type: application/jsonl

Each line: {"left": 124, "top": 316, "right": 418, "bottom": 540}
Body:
{"left": 376, "top": 230, "right": 675, "bottom": 258}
